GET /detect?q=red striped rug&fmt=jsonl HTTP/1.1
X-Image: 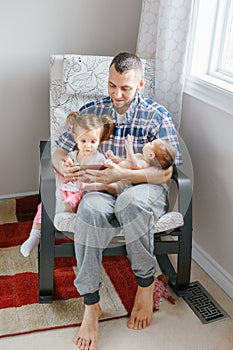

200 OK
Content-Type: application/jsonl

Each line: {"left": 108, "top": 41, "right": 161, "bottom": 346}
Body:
{"left": 0, "top": 195, "right": 137, "bottom": 338}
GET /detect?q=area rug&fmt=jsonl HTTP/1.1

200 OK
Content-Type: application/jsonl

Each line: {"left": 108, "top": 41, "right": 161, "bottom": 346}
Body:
{"left": 0, "top": 195, "right": 137, "bottom": 338}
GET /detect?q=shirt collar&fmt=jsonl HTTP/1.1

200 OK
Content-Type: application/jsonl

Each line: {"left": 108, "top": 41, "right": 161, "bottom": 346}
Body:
{"left": 110, "top": 91, "right": 142, "bottom": 123}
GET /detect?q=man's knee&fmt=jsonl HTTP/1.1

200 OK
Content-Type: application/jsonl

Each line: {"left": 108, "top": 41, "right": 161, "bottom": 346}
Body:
{"left": 115, "top": 184, "right": 167, "bottom": 224}
{"left": 115, "top": 186, "right": 150, "bottom": 225}
{"left": 115, "top": 185, "right": 150, "bottom": 213}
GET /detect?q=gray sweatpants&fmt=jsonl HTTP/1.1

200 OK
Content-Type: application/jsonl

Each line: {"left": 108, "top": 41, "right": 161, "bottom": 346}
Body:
{"left": 73, "top": 184, "right": 168, "bottom": 296}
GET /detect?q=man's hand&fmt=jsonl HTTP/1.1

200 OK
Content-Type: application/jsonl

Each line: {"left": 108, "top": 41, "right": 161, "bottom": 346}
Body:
{"left": 85, "top": 159, "right": 173, "bottom": 186}
{"left": 61, "top": 161, "right": 87, "bottom": 182}
{"left": 85, "top": 160, "right": 124, "bottom": 184}
{"left": 52, "top": 148, "right": 86, "bottom": 182}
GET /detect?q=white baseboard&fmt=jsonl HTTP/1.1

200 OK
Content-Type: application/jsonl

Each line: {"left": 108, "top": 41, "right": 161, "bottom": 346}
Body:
{"left": 192, "top": 241, "right": 233, "bottom": 300}
{"left": 0, "top": 191, "right": 38, "bottom": 200}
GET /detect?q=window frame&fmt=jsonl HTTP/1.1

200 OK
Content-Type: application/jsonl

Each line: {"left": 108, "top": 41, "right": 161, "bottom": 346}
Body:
{"left": 184, "top": 0, "right": 233, "bottom": 115}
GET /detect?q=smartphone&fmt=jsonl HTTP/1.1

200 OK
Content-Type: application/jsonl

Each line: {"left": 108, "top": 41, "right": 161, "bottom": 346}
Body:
{"left": 79, "top": 164, "right": 107, "bottom": 170}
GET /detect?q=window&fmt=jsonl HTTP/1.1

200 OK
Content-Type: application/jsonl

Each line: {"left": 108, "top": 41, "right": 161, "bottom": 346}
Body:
{"left": 184, "top": 0, "right": 233, "bottom": 115}
{"left": 209, "top": 0, "right": 233, "bottom": 83}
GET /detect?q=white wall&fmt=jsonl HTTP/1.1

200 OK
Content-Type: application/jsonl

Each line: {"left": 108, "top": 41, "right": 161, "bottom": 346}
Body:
{"left": 180, "top": 93, "right": 233, "bottom": 298}
{"left": 0, "top": 0, "right": 142, "bottom": 197}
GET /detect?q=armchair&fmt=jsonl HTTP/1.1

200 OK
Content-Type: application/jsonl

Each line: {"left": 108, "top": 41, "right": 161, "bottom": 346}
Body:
{"left": 38, "top": 54, "right": 192, "bottom": 303}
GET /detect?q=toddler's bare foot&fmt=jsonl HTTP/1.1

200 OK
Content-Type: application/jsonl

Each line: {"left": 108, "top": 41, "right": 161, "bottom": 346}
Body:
{"left": 73, "top": 303, "right": 102, "bottom": 350}
{"left": 105, "top": 149, "right": 114, "bottom": 159}
{"left": 64, "top": 202, "right": 75, "bottom": 213}
{"left": 105, "top": 150, "right": 120, "bottom": 163}
{"left": 127, "top": 283, "right": 154, "bottom": 330}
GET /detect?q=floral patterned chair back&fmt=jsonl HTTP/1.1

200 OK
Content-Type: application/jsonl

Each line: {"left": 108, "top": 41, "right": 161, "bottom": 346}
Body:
{"left": 50, "top": 54, "right": 155, "bottom": 153}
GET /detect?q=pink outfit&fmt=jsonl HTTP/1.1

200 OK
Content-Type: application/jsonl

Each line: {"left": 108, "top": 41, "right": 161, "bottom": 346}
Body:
{"left": 60, "top": 149, "right": 106, "bottom": 212}
{"left": 33, "top": 203, "right": 42, "bottom": 224}
{"left": 32, "top": 191, "right": 82, "bottom": 225}
{"left": 32, "top": 189, "right": 82, "bottom": 225}
{"left": 33, "top": 150, "right": 106, "bottom": 223}
{"left": 61, "top": 188, "right": 83, "bottom": 213}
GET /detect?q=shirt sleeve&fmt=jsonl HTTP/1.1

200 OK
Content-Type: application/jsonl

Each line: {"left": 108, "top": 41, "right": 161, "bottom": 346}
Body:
{"left": 55, "top": 131, "right": 77, "bottom": 152}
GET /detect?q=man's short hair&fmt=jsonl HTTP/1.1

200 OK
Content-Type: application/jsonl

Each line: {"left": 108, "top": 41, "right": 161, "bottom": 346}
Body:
{"left": 110, "top": 52, "right": 143, "bottom": 76}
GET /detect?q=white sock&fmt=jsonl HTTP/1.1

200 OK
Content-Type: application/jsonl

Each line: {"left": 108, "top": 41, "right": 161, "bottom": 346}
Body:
{"left": 20, "top": 229, "right": 41, "bottom": 257}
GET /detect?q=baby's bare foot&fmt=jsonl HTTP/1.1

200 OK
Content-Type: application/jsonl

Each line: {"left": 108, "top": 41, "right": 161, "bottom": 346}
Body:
{"left": 73, "top": 303, "right": 102, "bottom": 350}
{"left": 127, "top": 283, "right": 154, "bottom": 330}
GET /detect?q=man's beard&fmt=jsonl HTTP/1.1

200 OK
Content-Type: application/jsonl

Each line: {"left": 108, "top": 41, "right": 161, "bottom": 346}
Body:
{"left": 113, "top": 100, "right": 132, "bottom": 114}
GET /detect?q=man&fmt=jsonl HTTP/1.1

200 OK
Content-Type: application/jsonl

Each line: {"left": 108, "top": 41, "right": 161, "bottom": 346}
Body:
{"left": 52, "top": 52, "right": 182, "bottom": 350}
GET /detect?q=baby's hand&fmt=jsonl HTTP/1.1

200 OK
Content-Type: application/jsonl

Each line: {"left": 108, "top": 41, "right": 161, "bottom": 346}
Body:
{"left": 126, "top": 134, "right": 134, "bottom": 143}
{"left": 125, "top": 134, "right": 134, "bottom": 151}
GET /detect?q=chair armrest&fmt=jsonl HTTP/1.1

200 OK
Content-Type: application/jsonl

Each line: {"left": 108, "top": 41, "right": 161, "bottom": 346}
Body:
{"left": 172, "top": 166, "right": 192, "bottom": 217}
{"left": 40, "top": 140, "right": 56, "bottom": 221}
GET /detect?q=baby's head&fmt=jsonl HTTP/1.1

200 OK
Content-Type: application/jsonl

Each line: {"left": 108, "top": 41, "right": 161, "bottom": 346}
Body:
{"left": 143, "top": 139, "right": 176, "bottom": 169}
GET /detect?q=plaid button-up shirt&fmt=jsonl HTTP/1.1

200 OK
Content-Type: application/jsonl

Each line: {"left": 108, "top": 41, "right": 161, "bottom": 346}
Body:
{"left": 55, "top": 92, "right": 182, "bottom": 165}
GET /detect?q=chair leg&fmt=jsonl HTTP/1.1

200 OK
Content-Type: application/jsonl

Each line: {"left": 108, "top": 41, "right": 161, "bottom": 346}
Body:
{"left": 173, "top": 200, "right": 192, "bottom": 295}
{"left": 38, "top": 203, "right": 55, "bottom": 303}
{"left": 155, "top": 201, "right": 192, "bottom": 296}
{"left": 156, "top": 253, "right": 177, "bottom": 284}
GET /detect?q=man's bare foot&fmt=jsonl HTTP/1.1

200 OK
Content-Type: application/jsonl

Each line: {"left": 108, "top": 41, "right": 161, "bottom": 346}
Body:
{"left": 127, "top": 283, "right": 154, "bottom": 330}
{"left": 73, "top": 303, "right": 102, "bottom": 350}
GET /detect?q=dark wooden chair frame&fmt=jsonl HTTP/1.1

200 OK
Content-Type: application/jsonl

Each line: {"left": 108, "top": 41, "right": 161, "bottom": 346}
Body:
{"left": 38, "top": 140, "right": 192, "bottom": 304}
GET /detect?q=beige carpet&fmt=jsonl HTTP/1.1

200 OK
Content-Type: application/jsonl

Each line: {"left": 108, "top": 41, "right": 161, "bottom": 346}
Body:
{"left": 2, "top": 259, "right": 233, "bottom": 349}
{"left": 0, "top": 246, "right": 128, "bottom": 338}
{"left": 0, "top": 199, "right": 17, "bottom": 224}
{"left": 0, "top": 197, "right": 129, "bottom": 338}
